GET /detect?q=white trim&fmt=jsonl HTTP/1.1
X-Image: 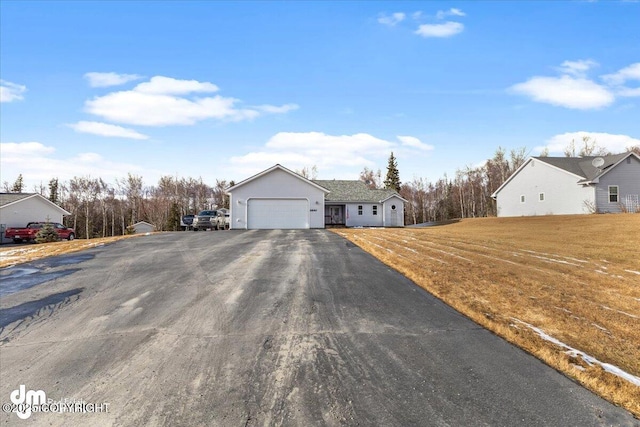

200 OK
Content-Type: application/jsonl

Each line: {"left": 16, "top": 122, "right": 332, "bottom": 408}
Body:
{"left": 608, "top": 185, "right": 619, "bottom": 203}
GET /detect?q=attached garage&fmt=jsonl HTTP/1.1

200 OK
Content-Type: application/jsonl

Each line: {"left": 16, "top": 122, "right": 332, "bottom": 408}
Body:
{"left": 247, "top": 198, "right": 309, "bottom": 229}
{"left": 227, "top": 165, "right": 329, "bottom": 230}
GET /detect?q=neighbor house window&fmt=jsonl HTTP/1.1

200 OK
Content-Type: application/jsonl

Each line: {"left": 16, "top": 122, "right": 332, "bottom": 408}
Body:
{"left": 372, "top": 206, "right": 378, "bottom": 215}
{"left": 609, "top": 186, "right": 619, "bottom": 203}
{"left": 520, "top": 195, "right": 525, "bottom": 203}
{"left": 358, "top": 205, "right": 363, "bottom": 215}
{"left": 539, "top": 193, "right": 545, "bottom": 202}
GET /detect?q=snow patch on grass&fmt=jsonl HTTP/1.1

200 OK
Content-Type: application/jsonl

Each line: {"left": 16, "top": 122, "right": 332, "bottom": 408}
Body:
{"left": 512, "top": 318, "right": 640, "bottom": 387}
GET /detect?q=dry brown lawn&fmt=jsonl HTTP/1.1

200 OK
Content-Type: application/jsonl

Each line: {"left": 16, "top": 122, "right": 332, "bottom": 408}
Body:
{"left": 0, "top": 234, "right": 144, "bottom": 269}
{"left": 333, "top": 214, "right": 640, "bottom": 417}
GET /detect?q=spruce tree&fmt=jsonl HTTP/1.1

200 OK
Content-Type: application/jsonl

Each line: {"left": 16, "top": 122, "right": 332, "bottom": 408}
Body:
{"left": 35, "top": 222, "right": 60, "bottom": 243}
{"left": 384, "top": 152, "right": 401, "bottom": 192}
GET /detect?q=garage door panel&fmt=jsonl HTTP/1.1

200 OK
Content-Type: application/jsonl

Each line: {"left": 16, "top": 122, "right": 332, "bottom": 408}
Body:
{"left": 247, "top": 199, "right": 309, "bottom": 229}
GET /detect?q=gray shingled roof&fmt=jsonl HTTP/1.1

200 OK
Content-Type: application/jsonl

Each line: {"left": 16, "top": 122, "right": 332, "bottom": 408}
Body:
{"left": 312, "top": 180, "right": 400, "bottom": 202}
{"left": 534, "top": 153, "right": 630, "bottom": 182}
{"left": 0, "top": 193, "right": 35, "bottom": 207}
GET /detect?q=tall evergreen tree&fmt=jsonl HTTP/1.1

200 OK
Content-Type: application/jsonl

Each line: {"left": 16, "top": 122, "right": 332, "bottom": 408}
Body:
{"left": 11, "top": 174, "right": 24, "bottom": 193}
{"left": 49, "top": 178, "right": 59, "bottom": 203}
{"left": 384, "top": 152, "right": 401, "bottom": 192}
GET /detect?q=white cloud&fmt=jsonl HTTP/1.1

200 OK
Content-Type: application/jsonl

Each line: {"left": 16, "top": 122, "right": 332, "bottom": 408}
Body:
{"left": 558, "top": 59, "right": 598, "bottom": 77}
{"left": 601, "top": 63, "right": 640, "bottom": 97}
{"left": 511, "top": 61, "right": 640, "bottom": 109}
{"left": 254, "top": 103, "right": 300, "bottom": 114}
{"left": 536, "top": 132, "right": 640, "bottom": 155}
{"left": 67, "top": 121, "right": 149, "bottom": 140}
{"left": 378, "top": 12, "right": 406, "bottom": 26}
{"left": 601, "top": 63, "right": 640, "bottom": 85}
{"left": 84, "top": 76, "right": 296, "bottom": 126}
{"left": 84, "top": 72, "right": 142, "bottom": 88}
{"left": 133, "top": 76, "right": 218, "bottom": 95}
{"left": 397, "top": 135, "right": 434, "bottom": 151}
{"left": 0, "top": 80, "right": 26, "bottom": 103}
{"left": 0, "top": 141, "right": 159, "bottom": 189}
{"left": 228, "top": 132, "right": 429, "bottom": 179}
{"left": 510, "top": 75, "right": 614, "bottom": 109}
{"left": 415, "top": 22, "right": 464, "bottom": 38}
{"left": 436, "top": 8, "right": 466, "bottom": 19}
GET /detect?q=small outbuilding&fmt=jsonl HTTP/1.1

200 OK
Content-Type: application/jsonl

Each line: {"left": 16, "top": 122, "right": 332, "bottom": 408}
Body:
{"left": 0, "top": 193, "right": 71, "bottom": 244}
{"left": 132, "top": 221, "right": 155, "bottom": 234}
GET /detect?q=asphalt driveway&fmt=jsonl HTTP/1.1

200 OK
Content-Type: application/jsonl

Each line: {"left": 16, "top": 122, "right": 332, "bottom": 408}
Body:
{"left": 0, "top": 230, "right": 637, "bottom": 426}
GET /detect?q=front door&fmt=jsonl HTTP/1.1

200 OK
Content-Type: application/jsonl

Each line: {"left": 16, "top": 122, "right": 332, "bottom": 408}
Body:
{"left": 325, "top": 205, "right": 344, "bottom": 225}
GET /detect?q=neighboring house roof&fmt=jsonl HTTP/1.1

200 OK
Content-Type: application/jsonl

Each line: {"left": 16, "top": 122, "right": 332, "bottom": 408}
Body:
{"left": 133, "top": 221, "right": 155, "bottom": 228}
{"left": 491, "top": 152, "right": 640, "bottom": 198}
{"left": 312, "top": 180, "right": 407, "bottom": 203}
{"left": 227, "top": 164, "right": 330, "bottom": 194}
{"left": 0, "top": 192, "right": 71, "bottom": 215}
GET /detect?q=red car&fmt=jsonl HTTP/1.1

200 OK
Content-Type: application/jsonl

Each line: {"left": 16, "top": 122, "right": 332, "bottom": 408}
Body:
{"left": 5, "top": 222, "right": 76, "bottom": 243}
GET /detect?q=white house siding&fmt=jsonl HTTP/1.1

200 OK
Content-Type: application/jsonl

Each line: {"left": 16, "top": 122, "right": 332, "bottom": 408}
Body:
{"left": 345, "top": 203, "right": 383, "bottom": 227}
{"left": 595, "top": 155, "right": 640, "bottom": 213}
{"left": 496, "top": 160, "right": 594, "bottom": 217}
{"left": 230, "top": 168, "right": 326, "bottom": 229}
{"left": 382, "top": 196, "right": 406, "bottom": 227}
{"left": 0, "top": 195, "right": 69, "bottom": 244}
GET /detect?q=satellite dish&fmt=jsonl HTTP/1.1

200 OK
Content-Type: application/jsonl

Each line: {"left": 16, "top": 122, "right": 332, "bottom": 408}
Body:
{"left": 592, "top": 157, "right": 605, "bottom": 168}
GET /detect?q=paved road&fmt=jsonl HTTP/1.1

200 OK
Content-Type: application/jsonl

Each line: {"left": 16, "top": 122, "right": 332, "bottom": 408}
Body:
{"left": 0, "top": 230, "right": 637, "bottom": 426}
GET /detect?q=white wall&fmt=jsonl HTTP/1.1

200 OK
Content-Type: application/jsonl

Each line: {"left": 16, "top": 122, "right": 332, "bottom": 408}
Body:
{"left": 383, "top": 196, "right": 405, "bottom": 227}
{"left": 0, "top": 196, "right": 67, "bottom": 243}
{"left": 229, "top": 168, "right": 326, "bottom": 229}
{"left": 345, "top": 203, "right": 383, "bottom": 227}
{"left": 496, "top": 160, "right": 594, "bottom": 217}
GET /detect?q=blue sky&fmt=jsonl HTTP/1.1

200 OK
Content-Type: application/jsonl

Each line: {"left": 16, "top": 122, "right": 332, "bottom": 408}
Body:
{"left": 1, "top": 1, "right": 639, "bottom": 191}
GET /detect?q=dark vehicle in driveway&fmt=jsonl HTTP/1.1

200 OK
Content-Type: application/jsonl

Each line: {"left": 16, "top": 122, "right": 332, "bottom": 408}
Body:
{"left": 193, "top": 210, "right": 217, "bottom": 231}
{"left": 181, "top": 215, "right": 195, "bottom": 230}
{"left": 5, "top": 222, "right": 76, "bottom": 243}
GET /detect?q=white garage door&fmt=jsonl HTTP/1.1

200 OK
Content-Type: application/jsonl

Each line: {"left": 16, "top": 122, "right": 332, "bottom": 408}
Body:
{"left": 247, "top": 199, "right": 309, "bottom": 229}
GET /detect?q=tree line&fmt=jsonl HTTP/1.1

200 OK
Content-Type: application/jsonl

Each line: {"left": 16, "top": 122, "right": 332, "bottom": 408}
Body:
{"left": 4, "top": 174, "right": 232, "bottom": 239}
{"left": 4, "top": 139, "right": 638, "bottom": 237}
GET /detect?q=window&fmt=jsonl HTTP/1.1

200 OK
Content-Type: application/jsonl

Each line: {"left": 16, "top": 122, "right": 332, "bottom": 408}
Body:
{"left": 609, "top": 186, "right": 619, "bottom": 203}
{"left": 358, "top": 205, "right": 363, "bottom": 215}
{"left": 372, "top": 206, "right": 378, "bottom": 215}
{"left": 539, "top": 193, "right": 545, "bottom": 202}
{"left": 520, "top": 195, "right": 525, "bottom": 203}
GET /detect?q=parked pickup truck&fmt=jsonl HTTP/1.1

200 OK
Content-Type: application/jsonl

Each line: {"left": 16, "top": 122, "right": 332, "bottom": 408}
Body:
{"left": 4, "top": 222, "right": 76, "bottom": 243}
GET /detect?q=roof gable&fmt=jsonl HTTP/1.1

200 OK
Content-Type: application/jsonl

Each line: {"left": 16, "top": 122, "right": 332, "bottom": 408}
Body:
{"left": 0, "top": 193, "right": 71, "bottom": 215}
{"left": 227, "top": 164, "right": 329, "bottom": 194}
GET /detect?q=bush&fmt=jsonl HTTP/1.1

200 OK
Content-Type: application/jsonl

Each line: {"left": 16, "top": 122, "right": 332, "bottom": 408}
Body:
{"left": 35, "top": 222, "right": 61, "bottom": 243}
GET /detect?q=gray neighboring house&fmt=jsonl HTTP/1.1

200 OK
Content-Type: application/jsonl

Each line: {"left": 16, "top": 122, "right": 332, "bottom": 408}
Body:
{"left": 227, "top": 164, "right": 406, "bottom": 229}
{"left": 132, "top": 221, "right": 155, "bottom": 234}
{"left": 313, "top": 180, "right": 407, "bottom": 227}
{"left": 491, "top": 152, "right": 640, "bottom": 217}
{"left": 0, "top": 193, "right": 71, "bottom": 244}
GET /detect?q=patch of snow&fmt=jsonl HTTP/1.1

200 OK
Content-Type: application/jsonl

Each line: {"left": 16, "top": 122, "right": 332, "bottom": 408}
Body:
{"left": 553, "top": 306, "right": 572, "bottom": 314}
{"left": 591, "top": 323, "right": 610, "bottom": 333}
{"left": 512, "top": 318, "right": 640, "bottom": 387}
{"left": 594, "top": 270, "right": 608, "bottom": 275}
{"left": 601, "top": 305, "right": 639, "bottom": 319}
{"left": 624, "top": 269, "right": 640, "bottom": 275}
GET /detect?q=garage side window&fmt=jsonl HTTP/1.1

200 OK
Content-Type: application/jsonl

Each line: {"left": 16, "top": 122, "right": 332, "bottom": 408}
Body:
{"left": 372, "top": 206, "right": 377, "bottom": 215}
{"left": 358, "top": 205, "right": 363, "bottom": 215}
{"left": 609, "top": 186, "right": 619, "bottom": 203}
